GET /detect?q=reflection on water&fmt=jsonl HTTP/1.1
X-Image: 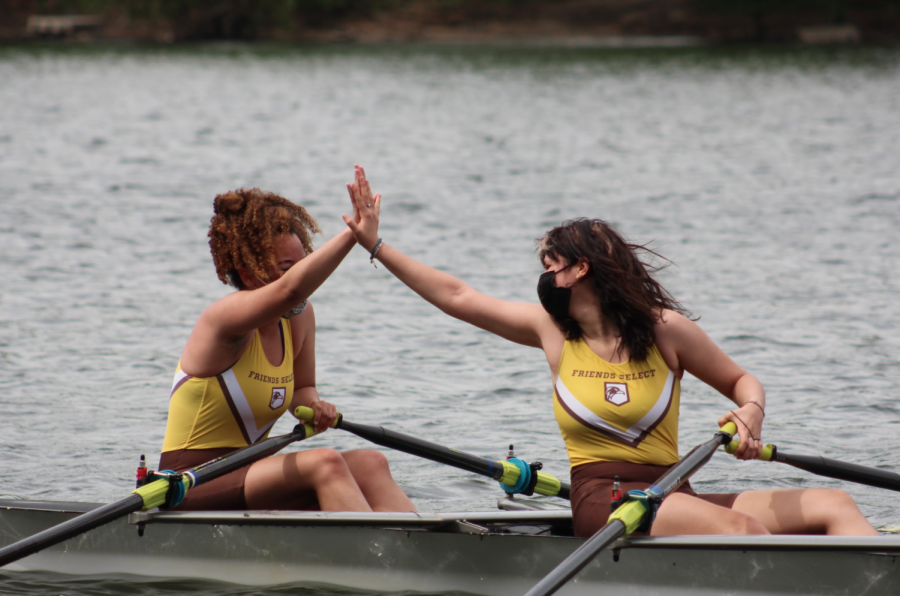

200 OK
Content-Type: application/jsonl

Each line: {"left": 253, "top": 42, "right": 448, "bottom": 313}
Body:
{"left": 0, "top": 42, "right": 899, "bottom": 594}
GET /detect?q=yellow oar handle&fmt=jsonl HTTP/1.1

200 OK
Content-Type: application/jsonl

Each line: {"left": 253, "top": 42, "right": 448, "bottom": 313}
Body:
{"left": 498, "top": 460, "right": 563, "bottom": 496}
{"left": 294, "top": 406, "right": 341, "bottom": 429}
{"left": 534, "top": 471, "right": 563, "bottom": 496}
{"left": 721, "top": 421, "right": 777, "bottom": 460}
{"left": 724, "top": 440, "right": 775, "bottom": 461}
{"left": 719, "top": 421, "right": 737, "bottom": 436}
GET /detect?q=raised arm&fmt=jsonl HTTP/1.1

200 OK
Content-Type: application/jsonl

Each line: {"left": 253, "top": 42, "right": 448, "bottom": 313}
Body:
{"left": 201, "top": 228, "right": 355, "bottom": 339}
{"left": 343, "top": 166, "right": 553, "bottom": 349}
{"left": 370, "top": 242, "right": 549, "bottom": 347}
{"left": 182, "top": 216, "right": 357, "bottom": 377}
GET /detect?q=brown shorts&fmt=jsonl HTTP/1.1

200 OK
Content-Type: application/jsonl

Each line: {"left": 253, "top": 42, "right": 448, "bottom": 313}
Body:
{"left": 158, "top": 448, "right": 249, "bottom": 511}
{"left": 570, "top": 461, "right": 739, "bottom": 537}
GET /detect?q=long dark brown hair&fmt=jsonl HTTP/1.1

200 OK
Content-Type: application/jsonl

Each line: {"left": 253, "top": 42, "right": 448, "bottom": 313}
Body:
{"left": 537, "top": 218, "right": 694, "bottom": 362}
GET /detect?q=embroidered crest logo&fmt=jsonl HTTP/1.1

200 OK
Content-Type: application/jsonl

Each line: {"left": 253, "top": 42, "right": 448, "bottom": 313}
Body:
{"left": 605, "top": 382, "right": 630, "bottom": 406}
{"left": 269, "top": 387, "right": 286, "bottom": 410}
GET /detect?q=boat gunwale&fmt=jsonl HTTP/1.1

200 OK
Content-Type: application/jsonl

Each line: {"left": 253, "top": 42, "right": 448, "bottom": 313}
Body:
{"left": 129, "top": 508, "right": 574, "bottom": 527}
{"left": 0, "top": 499, "right": 100, "bottom": 513}
{"left": 131, "top": 510, "right": 900, "bottom": 553}
{"left": 6, "top": 499, "right": 900, "bottom": 553}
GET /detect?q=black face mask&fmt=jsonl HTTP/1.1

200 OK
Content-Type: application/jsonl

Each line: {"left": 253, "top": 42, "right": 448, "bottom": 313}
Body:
{"left": 537, "top": 265, "right": 575, "bottom": 323}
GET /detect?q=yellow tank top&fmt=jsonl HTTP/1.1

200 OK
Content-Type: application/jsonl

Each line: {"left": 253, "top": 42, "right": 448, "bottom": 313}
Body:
{"left": 553, "top": 340, "right": 680, "bottom": 468}
{"left": 162, "top": 321, "right": 295, "bottom": 451}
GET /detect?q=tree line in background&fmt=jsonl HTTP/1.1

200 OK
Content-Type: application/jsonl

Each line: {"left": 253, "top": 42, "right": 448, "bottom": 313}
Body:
{"left": 1, "top": 0, "right": 898, "bottom": 41}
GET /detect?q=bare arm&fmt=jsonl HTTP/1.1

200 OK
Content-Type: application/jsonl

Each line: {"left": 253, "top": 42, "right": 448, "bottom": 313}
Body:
{"left": 373, "top": 243, "right": 551, "bottom": 347}
{"left": 656, "top": 311, "right": 766, "bottom": 460}
{"left": 181, "top": 228, "right": 355, "bottom": 375}
{"left": 287, "top": 303, "right": 338, "bottom": 433}
{"left": 203, "top": 228, "right": 355, "bottom": 339}
{"left": 343, "top": 165, "right": 555, "bottom": 349}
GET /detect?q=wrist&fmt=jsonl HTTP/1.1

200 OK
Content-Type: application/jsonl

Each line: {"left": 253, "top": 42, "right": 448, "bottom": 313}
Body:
{"left": 745, "top": 400, "right": 765, "bottom": 417}
{"left": 362, "top": 236, "right": 380, "bottom": 252}
{"left": 369, "top": 238, "right": 384, "bottom": 268}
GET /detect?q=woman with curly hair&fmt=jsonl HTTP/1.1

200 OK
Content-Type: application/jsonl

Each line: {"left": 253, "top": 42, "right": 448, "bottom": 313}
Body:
{"left": 159, "top": 186, "right": 415, "bottom": 512}
{"left": 342, "top": 165, "right": 875, "bottom": 536}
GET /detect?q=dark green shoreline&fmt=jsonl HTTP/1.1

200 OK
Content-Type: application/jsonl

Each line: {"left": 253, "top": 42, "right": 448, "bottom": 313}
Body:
{"left": 2, "top": 0, "right": 899, "bottom": 44}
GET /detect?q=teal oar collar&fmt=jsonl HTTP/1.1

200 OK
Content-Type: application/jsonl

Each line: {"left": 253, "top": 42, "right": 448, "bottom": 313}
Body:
{"left": 501, "top": 457, "right": 540, "bottom": 495}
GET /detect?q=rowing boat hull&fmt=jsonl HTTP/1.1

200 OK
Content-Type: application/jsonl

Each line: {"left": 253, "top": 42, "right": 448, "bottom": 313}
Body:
{"left": 2, "top": 499, "right": 900, "bottom": 595}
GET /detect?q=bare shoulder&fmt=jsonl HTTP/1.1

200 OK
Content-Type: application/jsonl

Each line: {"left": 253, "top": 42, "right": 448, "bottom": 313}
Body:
{"left": 287, "top": 300, "right": 316, "bottom": 358}
{"left": 655, "top": 309, "right": 694, "bottom": 336}
{"left": 194, "top": 292, "right": 248, "bottom": 341}
{"left": 180, "top": 297, "right": 252, "bottom": 377}
{"left": 532, "top": 310, "right": 567, "bottom": 378}
{"left": 653, "top": 309, "right": 696, "bottom": 373}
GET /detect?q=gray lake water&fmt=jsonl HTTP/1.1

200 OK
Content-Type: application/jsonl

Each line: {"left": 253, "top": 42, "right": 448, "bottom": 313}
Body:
{"left": 1, "top": 42, "right": 899, "bottom": 595}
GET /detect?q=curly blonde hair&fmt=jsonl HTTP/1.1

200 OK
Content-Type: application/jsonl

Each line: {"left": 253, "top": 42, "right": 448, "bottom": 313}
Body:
{"left": 208, "top": 188, "right": 321, "bottom": 288}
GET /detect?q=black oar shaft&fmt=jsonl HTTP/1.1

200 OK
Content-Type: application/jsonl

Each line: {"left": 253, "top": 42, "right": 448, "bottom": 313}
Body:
{"left": 0, "top": 495, "right": 143, "bottom": 567}
{"left": 336, "top": 418, "right": 571, "bottom": 499}
{"left": 726, "top": 439, "right": 900, "bottom": 493}
{"left": 523, "top": 424, "right": 735, "bottom": 596}
{"left": 524, "top": 520, "right": 626, "bottom": 596}
{"left": 0, "top": 424, "right": 314, "bottom": 569}
{"left": 186, "top": 426, "right": 309, "bottom": 486}
{"left": 775, "top": 452, "right": 900, "bottom": 492}
{"left": 650, "top": 434, "right": 725, "bottom": 498}
{"left": 340, "top": 419, "right": 505, "bottom": 477}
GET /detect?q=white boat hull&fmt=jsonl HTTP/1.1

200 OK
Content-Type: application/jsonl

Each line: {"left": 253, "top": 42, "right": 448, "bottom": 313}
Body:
{"left": 2, "top": 499, "right": 900, "bottom": 595}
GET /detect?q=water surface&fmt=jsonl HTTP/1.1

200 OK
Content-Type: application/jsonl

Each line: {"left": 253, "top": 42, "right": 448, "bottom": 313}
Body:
{"left": 1, "top": 42, "right": 899, "bottom": 595}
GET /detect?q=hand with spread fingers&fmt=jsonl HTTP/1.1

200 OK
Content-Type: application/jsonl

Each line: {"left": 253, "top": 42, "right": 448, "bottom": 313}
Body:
{"left": 343, "top": 164, "right": 381, "bottom": 253}
{"left": 718, "top": 402, "right": 765, "bottom": 460}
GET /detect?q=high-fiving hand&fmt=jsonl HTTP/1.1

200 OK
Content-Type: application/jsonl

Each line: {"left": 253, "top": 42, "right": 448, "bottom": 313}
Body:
{"left": 343, "top": 164, "right": 381, "bottom": 253}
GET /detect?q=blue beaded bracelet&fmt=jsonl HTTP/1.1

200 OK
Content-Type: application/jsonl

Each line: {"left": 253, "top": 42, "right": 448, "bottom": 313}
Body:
{"left": 370, "top": 238, "right": 384, "bottom": 268}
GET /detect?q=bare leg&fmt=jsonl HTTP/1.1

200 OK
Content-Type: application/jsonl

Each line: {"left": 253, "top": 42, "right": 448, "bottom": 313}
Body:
{"left": 244, "top": 448, "right": 372, "bottom": 511}
{"left": 651, "top": 493, "right": 770, "bottom": 536}
{"left": 341, "top": 449, "right": 417, "bottom": 512}
{"left": 731, "top": 488, "right": 879, "bottom": 536}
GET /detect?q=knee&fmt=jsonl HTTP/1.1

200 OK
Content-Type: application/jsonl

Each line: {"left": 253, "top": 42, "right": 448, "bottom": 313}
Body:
{"left": 810, "top": 488, "right": 860, "bottom": 519}
{"left": 348, "top": 449, "right": 390, "bottom": 474}
{"left": 310, "top": 449, "right": 352, "bottom": 480}
{"left": 820, "top": 489, "right": 857, "bottom": 510}
{"left": 723, "top": 512, "right": 769, "bottom": 536}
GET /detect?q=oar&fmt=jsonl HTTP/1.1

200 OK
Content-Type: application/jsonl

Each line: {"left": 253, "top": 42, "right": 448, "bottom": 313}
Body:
{"left": 725, "top": 440, "right": 900, "bottom": 492}
{"left": 0, "top": 422, "right": 323, "bottom": 568}
{"left": 294, "top": 406, "right": 569, "bottom": 499}
{"left": 522, "top": 422, "right": 737, "bottom": 596}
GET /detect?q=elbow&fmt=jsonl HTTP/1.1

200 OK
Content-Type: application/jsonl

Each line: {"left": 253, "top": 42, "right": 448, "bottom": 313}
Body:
{"left": 730, "top": 371, "right": 764, "bottom": 400}
{"left": 283, "top": 282, "right": 308, "bottom": 306}
{"left": 442, "top": 282, "right": 474, "bottom": 315}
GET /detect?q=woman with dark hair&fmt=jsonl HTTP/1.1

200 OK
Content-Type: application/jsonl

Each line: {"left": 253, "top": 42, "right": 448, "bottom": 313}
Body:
{"left": 343, "top": 166, "right": 875, "bottom": 536}
{"left": 159, "top": 187, "right": 415, "bottom": 513}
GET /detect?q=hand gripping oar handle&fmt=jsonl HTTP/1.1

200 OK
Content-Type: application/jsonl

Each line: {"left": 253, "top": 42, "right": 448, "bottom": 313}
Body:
{"left": 294, "top": 406, "right": 570, "bottom": 499}
{"left": 522, "top": 422, "right": 737, "bottom": 596}
{"left": 725, "top": 439, "right": 900, "bottom": 492}
{"left": 0, "top": 423, "right": 323, "bottom": 568}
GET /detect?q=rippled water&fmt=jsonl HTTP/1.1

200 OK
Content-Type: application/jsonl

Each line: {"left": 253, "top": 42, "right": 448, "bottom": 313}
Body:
{"left": 1, "top": 42, "right": 899, "bottom": 595}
